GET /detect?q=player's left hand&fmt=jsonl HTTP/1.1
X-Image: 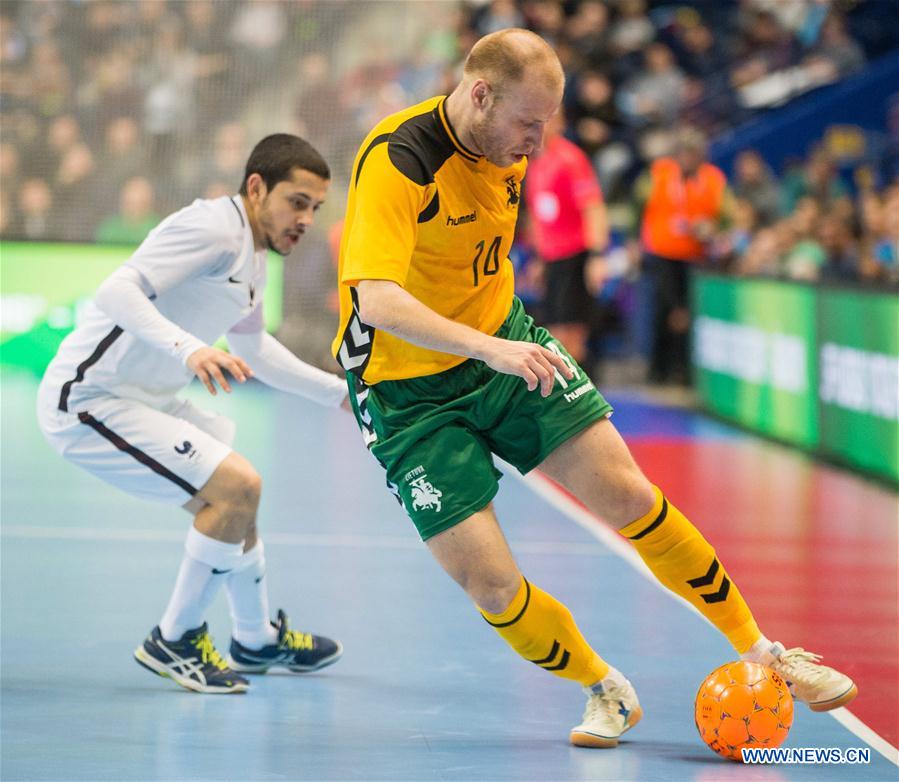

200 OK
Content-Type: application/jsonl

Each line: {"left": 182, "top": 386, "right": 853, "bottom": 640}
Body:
{"left": 186, "top": 346, "right": 253, "bottom": 395}
{"left": 480, "top": 336, "right": 574, "bottom": 398}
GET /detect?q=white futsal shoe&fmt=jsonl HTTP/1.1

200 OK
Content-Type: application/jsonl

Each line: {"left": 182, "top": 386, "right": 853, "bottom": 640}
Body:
{"left": 570, "top": 671, "right": 643, "bottom": 748}
{"left": 760, "top": 642, "right": 857, "bottom": 712}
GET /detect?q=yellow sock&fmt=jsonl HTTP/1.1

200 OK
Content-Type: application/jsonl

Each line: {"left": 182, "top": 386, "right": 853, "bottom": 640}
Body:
{"left": 620, "top": 486, "right": 761, "bottom": 654}
{"left": 480, "top": 577, "right": 609, "bottom": 686}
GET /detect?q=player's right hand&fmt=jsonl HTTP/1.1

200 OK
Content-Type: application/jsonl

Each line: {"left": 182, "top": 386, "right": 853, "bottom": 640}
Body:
{"left": 481, "top": 337, "right": 574, "bottom": 398}
{"left": 186, "top": 347, "right": 253, "bottom": 395}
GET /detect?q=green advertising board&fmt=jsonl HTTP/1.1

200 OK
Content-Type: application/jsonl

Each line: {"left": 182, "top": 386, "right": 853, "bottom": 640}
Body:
{"left": 818, "top": 288, "right": 898, "bottom": 481}
{"left": 693, "top": 273, "right": 899, "bottom": 483}
{"left": 693, "top": 275, "right": 818, "bottom": 447}
{"left": 0, "top": 242, "right": 283, "bottom": 375}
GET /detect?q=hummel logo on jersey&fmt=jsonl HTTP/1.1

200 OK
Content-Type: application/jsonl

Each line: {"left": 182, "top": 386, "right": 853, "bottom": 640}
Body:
{"left": 446, "top": 209, "right": 477, "bottom": 226}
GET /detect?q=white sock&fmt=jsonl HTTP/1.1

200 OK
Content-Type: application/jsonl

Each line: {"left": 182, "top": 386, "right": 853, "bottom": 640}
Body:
{"left": 741, "top": 635, "right": 775, "bottom": 663}
{"left": 159, "top": 527, "right": 244, "bottom": 642}
{"left": 226, "top": 539, "right": 278, "bottom": 649}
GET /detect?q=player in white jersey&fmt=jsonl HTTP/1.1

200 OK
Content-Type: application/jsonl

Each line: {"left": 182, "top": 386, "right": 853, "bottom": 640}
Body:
{"left": 37, "top": 134, "right": 345, "bottom": 693}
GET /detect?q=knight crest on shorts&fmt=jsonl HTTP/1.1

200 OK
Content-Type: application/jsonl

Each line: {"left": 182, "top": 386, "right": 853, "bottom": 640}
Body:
{"left": 404, "top": 466, "right": 443, "bottom": 513}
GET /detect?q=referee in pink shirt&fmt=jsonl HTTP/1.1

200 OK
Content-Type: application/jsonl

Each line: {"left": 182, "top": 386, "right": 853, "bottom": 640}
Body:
{"left": 524, "top": 109, "right": 609, "bottom": 367}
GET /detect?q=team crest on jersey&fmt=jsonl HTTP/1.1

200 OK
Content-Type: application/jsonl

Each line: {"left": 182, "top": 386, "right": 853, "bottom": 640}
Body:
{"left": 404, "top": 465, "right": 443, "bottom": 513}
{"left": 505, "top": 175, "right": 520, "bottom": 208}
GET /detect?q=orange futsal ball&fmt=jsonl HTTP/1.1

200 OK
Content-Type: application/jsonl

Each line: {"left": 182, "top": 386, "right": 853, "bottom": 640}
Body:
{"left": 695, "top": 660, "right": 794, "bottom": 762}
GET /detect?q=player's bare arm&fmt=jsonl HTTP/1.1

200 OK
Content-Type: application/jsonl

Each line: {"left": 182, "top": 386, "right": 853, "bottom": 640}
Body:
{"left": 356, "top": 278, "right": 573, "bottom": 397}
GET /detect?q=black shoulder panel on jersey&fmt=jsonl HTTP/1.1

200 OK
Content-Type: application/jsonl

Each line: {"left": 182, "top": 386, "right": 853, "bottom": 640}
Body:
{"left": 417, "top": 191, "right": 440, "bottom": 223}
{"left": 387, "top": 106, "right": 455, "bottom": 186}
{"left": 354, "top": 133, "right": 391, "bottom": 188}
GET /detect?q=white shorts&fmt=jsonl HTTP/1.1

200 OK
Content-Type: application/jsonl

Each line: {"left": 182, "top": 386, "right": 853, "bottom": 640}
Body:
{"left": 37, "top": 393, "right": 235, "bottom": 505}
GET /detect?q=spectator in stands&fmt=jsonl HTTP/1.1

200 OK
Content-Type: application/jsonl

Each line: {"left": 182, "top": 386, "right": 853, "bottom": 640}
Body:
{"left": 94, "top": 116, "right": 145, "bottom": 205}
{"left": 782, "top": 199, "right": 826, "bottom": 281}
{"left": 567, "top": 69, "right": 620, "bottom": 155}
{"left": 54, "top": 141, "right": 101, "bottom": 232}
{"left": 733, "top": 149, "right": 781, "bottom": 226}
{"left": 565, "top": 0, "right": 612, "bottom": 73}
{"left": 0, "top": 189, "right": 11, "bottom": 235}
{"left": 712, "top": 196, "right": 758, "bottom": 268}
{"left": 28, "top": 38, "right": 71, "bottom": 117}
{"left": 738, "top": 225, "right": 782, "bottom": 278}
{"left": 0, "top": 12, "right": 28, "bottom": 69}
{"left": 804, "top": 13, "right": 866, "bottom": 79}
{"left": 858, "top": 189, "right": 898, "bottom": 284}
{"left": 608, "top": 0, "right": 654, "bottom": 58}
{"left": 524, "top": 0, "right": 567, "bottom": 47}
{"left": 81, "top": 46, "right": 144, "bottom": 130}
{"left": 617, "top": 43, "right": 686, "bottom": 128}
{"left": 731, "top": 10, "right": 800, "bottom": 90}
{"left": 229, "top": 0, "right": 287, "bottom": 87}
{"left": 638, "top": 126, "right": 730, "bottom": 383}
{"left": 0, "top": 141, "right": 21, "bottom": 184}
{"left": 675, "top": 20, "right": 728, "bottom": 82}
{"left": 568, "top": 68, "right": 633, "bottom": 200}
{"left": 42, "top": 113, "right": 82, "bottom": 178}
{"left": 192, "top": 121, "right": 249, "bottom": 199}
{"left": 473, "top": 0, "right": 524, "bottom": 37}
{"left": 14, "top": 177, "right": 55, "bottom": 240}
{"left": 141, "top": 15, "right": 200, "bottom": 172}
{"left": 523, "top": 108, "right": 609, "bottom": 368}
{"left": 780, "top": 147, "right": 849, "bottom": 215}
{"left": 95, "top": 176, "right": 161, "bottom": 245}
{"left": 817, "top": 214, "right": 859, "bottom": 282}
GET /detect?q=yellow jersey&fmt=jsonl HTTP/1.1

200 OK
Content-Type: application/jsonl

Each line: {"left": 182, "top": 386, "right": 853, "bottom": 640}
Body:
{"left": 332, "top": 95, "right": 527, "bottom": 383}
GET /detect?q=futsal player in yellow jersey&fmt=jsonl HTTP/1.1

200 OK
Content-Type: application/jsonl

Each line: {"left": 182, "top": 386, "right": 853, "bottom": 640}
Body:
{"left": 333, "top": 29, "right": 856, "bottom": 746}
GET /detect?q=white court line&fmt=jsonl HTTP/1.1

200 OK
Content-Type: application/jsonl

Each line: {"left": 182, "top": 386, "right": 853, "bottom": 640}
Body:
{"left": 511, "top": 467, "right": 899, "bottom": 768}
{"left": 0, "top": 524, "right": 611, "bottom": 558}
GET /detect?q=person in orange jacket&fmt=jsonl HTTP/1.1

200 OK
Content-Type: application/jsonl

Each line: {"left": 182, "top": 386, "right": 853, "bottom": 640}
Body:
{"left": 638, "top": 126, "right": 732, "bottom": 383}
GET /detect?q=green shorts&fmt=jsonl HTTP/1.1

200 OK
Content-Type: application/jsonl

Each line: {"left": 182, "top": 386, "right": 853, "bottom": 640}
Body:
{"left": 346, "top": 297, "right": 613, "bottom": 541}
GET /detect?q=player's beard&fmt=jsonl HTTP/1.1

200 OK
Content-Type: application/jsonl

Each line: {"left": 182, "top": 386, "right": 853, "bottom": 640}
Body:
{"left": 265, "top": 235, "right": 289, "bottom": 256}
{"left": 470, "top": 108, "right": 511, "bottom": 167}
{"left": 258, "top": 201, "right": 291, "bottom": 256}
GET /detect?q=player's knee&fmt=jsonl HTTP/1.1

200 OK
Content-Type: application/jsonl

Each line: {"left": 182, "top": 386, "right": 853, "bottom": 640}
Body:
{"left": 205, "top": 454, "right": 262, "bottom": 514}
{"left": 231, "top": 467, "right": 262, "bottom": 511}
{"left": 470, "top": 572, "right": 522, "bottom": 614}
{"left": 619, "top": 473, "right": 658, "bottom": 525}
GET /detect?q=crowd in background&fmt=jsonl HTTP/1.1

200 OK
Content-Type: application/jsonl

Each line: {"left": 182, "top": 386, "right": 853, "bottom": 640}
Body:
{"left": 719, "top": 147, "right": 898, "bottom": 285}
{"left": 1, "top": 0, "right": 897, "bottom": 378}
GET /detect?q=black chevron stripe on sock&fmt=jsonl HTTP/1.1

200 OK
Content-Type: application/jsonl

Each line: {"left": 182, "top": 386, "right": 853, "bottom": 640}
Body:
{"left": 701, "top": 575, "right": 731, "bottom": 604}
{"left": 686, "top": 558, "right": 719, "bottom": 589}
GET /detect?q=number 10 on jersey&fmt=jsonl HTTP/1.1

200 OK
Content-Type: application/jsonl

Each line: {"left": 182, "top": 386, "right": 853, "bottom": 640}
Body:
{"left": 472, "top": 236, "right": 501, "bottom": 286}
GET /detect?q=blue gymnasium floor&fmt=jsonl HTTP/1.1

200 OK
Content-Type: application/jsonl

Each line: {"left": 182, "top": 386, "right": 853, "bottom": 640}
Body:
{"left": 1, "top": 368, "right": 895, "bottom": 781}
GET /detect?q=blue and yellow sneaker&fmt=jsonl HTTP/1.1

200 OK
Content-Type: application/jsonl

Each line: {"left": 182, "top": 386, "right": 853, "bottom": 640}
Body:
{"left": 133, "top": 624, "right": 249, "bottom": 694}
{"left": 227, "top": 609, "right": 343, "bottom": 673}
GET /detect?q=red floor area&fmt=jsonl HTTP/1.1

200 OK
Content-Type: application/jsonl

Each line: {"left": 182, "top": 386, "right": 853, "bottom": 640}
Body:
{"left": 628, "top": 436, "right": 899, "bottom": 749}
